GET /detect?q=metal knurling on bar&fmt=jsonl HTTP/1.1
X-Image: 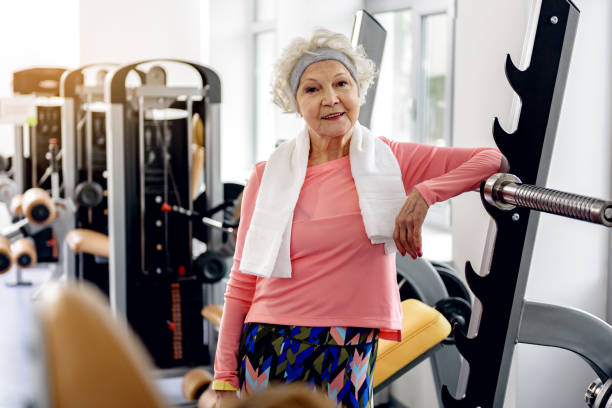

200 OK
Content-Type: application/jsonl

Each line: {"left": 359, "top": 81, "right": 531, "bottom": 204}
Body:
{"left": 483, "top": 173, "right": 612, "bottom": 227}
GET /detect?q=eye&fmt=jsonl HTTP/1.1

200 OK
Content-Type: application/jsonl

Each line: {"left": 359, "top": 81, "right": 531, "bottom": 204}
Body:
{"left": 337, "top": 80, "right": 348, "bottom": 87}
{"left": 305, "top": 87, "right": 317, "bottom": 93}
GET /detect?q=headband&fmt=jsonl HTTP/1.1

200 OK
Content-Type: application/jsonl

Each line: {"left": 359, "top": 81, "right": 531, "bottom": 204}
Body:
{"left": 289, "top": 48, "right": 360, "bottom": 98}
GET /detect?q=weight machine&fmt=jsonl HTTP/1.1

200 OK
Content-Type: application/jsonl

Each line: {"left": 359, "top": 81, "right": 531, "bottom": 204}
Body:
{"left": 61, "top": 63, "right": 118, "bottom": 294}
{"left": 105, "top": 60, "right": 223, "bottom": 369}
{"left": 5, "top": 68, "right": 67, "bottom": 264}
{"left": 436, "top": 1, "right": 612, "bottom": 407}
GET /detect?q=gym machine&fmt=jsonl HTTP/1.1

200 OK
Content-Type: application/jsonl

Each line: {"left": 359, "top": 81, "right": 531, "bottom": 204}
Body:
{"left": 11, "top": 68, "right": 66, "bottom": 194}
{"left": 105, "top": 60, "right": 224, "bottom": 369}
{"left": 1, "top": 183, "right": 74, "bottom": 287}
{"left": 7, "top": 68, "right": 67, "bottom": 264}
{"left": 436, "top": 1, "right": 612, "bottom": 407}
{"left": 60, "top": 63, "right": 118, "bottom": 294}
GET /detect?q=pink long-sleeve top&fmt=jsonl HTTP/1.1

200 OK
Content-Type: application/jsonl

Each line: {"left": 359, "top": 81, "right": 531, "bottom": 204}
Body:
{"left": 213, "top": 137, "right": 502, "bottom": 390}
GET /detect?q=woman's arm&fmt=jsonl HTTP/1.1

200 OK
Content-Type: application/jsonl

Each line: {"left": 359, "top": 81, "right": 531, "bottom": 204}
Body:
{"left": 381, "top": 137, "right": 504, "bottom": 206}
{"left": 381, "top": 137, "right": 504, "bottom": 258}
{"left": 212, "top": 163, "right": 264, "bottom": 391}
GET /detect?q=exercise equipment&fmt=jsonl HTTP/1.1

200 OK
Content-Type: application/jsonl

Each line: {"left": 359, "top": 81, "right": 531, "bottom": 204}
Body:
{"left": 4, "top": 238, "right": 37, "bottom": 286}
{"left": 181, "top": 368, "right": 215, "bottom": 405}
{"left": 0, "top": 235, "right": 13, "bottom": 274}
{"left": 9, "top": 194, "right": 24, "bottom": 216}
{"left": 436, "top": 1, "right": 612, "bottom": 407}
{"left": 106, "top": 60, "right": 223, "bottom": 369}
{"left": 2, "top": 182, "right": 75, "bottom": 288}
{"left": 37, "top": 283, "right": 168, "bottom": 408}
{"left": 395, "top": 256, "right": 471, "bottom": 403}
{"left": 61, "top": 64, "right": 117, "bottom": 295}
{"left": 11, "top": 67, "right": 66, "bottom": 195}
{"left": 1, "top": 68, "right": 67, "bottom": 264}
{"left": 483, "top": 173, "right": 612, "bottom": 226}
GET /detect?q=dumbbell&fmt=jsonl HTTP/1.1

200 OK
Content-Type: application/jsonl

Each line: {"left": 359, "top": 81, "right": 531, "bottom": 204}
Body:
{"left": 74, "top": 181, "right": 104, "bottom": 208}
{"left": 11, "top": 238, "right": 37, "bottom": 269}
{"left": 9, "top": 194, "right": 23, "bottom": 216}
{"left": 181, "top": 368, "right": 216, "bottom": 408}
{"left": 22, "top": 188, "right": 56, "bottom": 226}
{"left": 0, "top": 236, "right": 12, "bottom": 274}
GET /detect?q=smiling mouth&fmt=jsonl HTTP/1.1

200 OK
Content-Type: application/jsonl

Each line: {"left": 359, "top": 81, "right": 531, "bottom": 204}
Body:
{"left": 321, "top": 112, "right": 345, "bottom": 119}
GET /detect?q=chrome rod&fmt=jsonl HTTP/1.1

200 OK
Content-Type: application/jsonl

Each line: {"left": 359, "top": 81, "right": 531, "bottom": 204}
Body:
{"left": 484, "top": 173, "right": 612, "bottom": 227}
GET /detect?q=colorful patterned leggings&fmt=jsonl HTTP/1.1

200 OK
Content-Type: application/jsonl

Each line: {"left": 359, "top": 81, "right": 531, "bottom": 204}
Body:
{"left": 237, "top": 322, "right": 379, "bottom": 408}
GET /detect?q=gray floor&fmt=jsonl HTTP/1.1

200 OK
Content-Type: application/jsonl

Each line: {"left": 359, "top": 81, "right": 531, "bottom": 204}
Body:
{"left": 0, "top": 265, "right": 197, "bottom": 408}
{"left": 1, "top": 266, "right": 54, "bottom": 408}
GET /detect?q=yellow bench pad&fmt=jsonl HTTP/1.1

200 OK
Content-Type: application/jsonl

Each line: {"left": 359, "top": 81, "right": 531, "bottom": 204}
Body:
{"left": 372, "top": 299, "right": 451, "bottom": 388}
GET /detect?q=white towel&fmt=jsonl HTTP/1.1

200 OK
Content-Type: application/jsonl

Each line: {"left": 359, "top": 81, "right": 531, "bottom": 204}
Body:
{"left": 240, "top": 122, "right": 407, "bottom": 278}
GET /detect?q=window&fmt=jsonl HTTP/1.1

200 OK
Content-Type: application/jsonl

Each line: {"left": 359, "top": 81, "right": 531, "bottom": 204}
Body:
{"left": 252, "top": 0, "right": 278, "bottom": 163}
{"left": 421, "top": 13, "right": 449, "bottom": 147}
{"left": 366, "top": 0, "right": 456, "bottom": 261}
{"left": 368, "top": 0, "right": 454, "bottom": 146}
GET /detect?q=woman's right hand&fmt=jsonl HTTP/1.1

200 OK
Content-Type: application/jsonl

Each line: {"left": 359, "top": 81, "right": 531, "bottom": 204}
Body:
{"left": 215, "top": 390, "right": 238, "bottom": 407}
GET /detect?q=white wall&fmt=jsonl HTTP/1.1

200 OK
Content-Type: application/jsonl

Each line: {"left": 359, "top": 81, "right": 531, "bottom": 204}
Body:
{"left": 79, "top": 0, "right": 201, "bottom": 65}
{"left": 0, "top": 1, "right": 80, "bottom": 156}
{"left": 207, "top": 0, "right": 252, "bottom": 183}
{"left": 0, "top": 0, "right": 203, "bottom": 153}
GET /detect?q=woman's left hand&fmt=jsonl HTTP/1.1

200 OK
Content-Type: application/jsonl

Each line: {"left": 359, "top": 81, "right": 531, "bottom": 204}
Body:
{"left": 394, "top": 188, "right": 429, "bottom": 259}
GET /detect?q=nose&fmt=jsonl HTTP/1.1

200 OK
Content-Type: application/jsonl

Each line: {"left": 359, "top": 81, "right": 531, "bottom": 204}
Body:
{"left": 321, "top": 86, "right": 339, "bottom": 106}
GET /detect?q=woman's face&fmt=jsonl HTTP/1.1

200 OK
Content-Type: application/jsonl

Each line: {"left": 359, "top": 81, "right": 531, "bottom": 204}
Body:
{"left": 295, "top": 59, "right": 360, "bottom": 141}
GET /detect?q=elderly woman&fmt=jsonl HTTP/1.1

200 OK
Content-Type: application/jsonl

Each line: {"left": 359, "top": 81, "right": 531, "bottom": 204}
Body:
{"left": 213, "top": 29, "right": 503, "bottom": 407}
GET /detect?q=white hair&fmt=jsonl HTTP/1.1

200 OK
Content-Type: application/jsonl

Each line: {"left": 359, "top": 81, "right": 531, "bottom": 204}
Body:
{"left": 271, "top": 29, "right": 376, "bottom": 114}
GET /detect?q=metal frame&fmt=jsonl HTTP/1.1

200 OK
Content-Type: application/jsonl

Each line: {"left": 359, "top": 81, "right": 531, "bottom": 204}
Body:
{"left": 106, "top": 59, "right": 222, "bottom": 369}
{"left": 106, "top": 102, "right": 128, "bottom": 316}
{"left": 443, "top": 1, "right": 581, "bottom": 406}
{"left": 352, "top": 10, "right": 387, "bottom": 129}
{"left": 395, "top": 256, "right": 464, "bottom": 405}
{"left": 13, "top": 126, "right": 25, "bottom": 193}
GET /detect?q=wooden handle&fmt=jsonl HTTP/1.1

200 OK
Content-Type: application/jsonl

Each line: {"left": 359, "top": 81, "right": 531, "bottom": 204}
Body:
{"left": 10, "top": 194, "right": 23, "bottom": 216}
{"left": 65, "top": 229, "right": 110, "bottom": 258}
{"left": 22, "top": 187, "right": 56, "bottom": 225}
{"left": 192, "top": 113, "right": 205, "bottom": 148}
{"left": 191, "top": 145, "right": 205, "bottom": 201}
{"left": 182, "top": 368, "right": 213, "bottom": 401}
{"left": 197, "top": 388, "right": 217, "bottom": 408}
{"left": 0, "top": 235, "right": 12, "bottom": 274}
{"left": 12, "top": 238, "right": 37, "bottom": 268}
{"left": 201, "top": 304, "right": 223, "bottom": 328}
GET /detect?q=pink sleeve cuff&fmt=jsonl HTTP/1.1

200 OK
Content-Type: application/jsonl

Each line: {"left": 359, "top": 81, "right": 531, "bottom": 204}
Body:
{"left": 413, "top": 183, "right": 434, "bottom": 207}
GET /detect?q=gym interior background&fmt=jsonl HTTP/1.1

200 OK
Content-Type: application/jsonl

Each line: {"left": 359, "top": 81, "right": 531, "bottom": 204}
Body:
{"left": 0, "top": 0, "right": 610, "bottom": 407}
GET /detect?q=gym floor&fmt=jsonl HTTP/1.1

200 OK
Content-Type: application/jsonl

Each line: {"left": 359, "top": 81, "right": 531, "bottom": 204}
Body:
{"left": 0, "top": 266, "right": 199, "bottom": 407}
